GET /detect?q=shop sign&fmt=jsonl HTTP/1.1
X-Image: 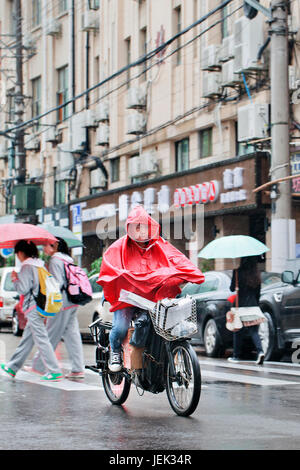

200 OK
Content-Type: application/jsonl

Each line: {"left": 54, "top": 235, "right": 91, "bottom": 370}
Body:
{"left": 174, "top": 180, "right": 220, "bottom": 207}
{"left": 220, "top": 167, "right": 247, "bottom": 204}
{"left": 119, "top": 185, "right": 170, "bottom": 221}
{"left": 82, "top": 203, "right": 116, "bottom": 222}
{"left": 291, "top": 154, "right": 300, "bottom": 194}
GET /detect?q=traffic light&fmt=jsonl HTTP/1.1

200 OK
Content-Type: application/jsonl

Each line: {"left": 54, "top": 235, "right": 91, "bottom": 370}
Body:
{"left": 244, "top": 0, "right": 260, "bottom": 19}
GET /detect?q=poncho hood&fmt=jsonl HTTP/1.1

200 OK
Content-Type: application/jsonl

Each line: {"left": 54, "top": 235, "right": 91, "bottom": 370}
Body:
{"left": 97, "top": 206, "right": 205, "bottom": 311}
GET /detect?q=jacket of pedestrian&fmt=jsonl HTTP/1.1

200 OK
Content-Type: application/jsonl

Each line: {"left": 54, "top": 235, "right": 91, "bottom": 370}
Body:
{"left": 230, "top": 268, "right": 261, "bottom": 307}
{"left": 12, "top": 258, "right": 44, "bottom": 313}
{"left": 50, "top": 252, "right": 77, "bottom": 308}
{"left": 98, "top": 205, "right": 205, "bottom": 311}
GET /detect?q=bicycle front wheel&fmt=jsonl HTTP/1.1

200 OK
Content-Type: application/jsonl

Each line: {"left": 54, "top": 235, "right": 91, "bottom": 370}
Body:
{"left": 102, "top": 371, "right": 131, "bottom": 406}
{"left": 166, "top": 341, "right": 201, "bottom": 417}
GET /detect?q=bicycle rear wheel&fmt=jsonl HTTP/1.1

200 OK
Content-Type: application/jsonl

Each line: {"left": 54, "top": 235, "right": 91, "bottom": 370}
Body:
{"left": 166, "top": 341, "right": 201, "bottom": 417}
{"left": 102, "top": 371, "right": 131, "bottom": 405}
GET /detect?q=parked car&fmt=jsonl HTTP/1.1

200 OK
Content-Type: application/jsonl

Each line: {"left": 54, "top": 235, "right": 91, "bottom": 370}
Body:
{"left": 0, "top": 267, "right": 20, "bottom": 330}
{"left": 178, "top": 270, "right": 283, "bottom": 360}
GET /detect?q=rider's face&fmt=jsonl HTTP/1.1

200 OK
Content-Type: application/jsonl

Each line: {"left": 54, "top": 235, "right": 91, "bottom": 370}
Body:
{"left": 127, "top": 223, "right": 150, "bottom": 243}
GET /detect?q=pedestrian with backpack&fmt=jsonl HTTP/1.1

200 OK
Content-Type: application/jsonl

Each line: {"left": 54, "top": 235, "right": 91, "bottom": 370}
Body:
{"left": 1, "top": 240, "right": 63, "bottom": 381}
{"left": 32, "top": 237, "right": 87, "bottom": 379}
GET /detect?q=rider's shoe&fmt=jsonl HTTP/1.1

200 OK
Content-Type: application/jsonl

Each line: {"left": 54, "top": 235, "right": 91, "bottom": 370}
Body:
{"left": 109, "top": 351, "right": 122, "bottom": 372}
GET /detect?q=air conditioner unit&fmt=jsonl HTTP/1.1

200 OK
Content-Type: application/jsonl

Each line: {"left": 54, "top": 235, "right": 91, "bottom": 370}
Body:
{"left": 219, "top": 35, "right": 235, "bottom": 63}
{"left": 201, "top": 44, "right": 220, "bottom": 70}
{"left": 56, "top": 148, "right": 75, "bottom": 181}
{"left": 90, "top": 168, "right": 107, "bottom": 189}
{"left": 24, "top": 135, "right": 40, "bottom": 151}
{"left": 202, "top": 71, "right": 222, "bottom": 98}
{"left": 96, "top": 101, "right": 109, "bottom": 122}
{"left": 83, "top": 109, "right": 97, "bottom": 128}
{"left": 127, "top": 112, "right": 146, "bottom": 135}
{"left": 23, "top": 34, "right": 37, "bottom": 56}
{"left": 140, "top": 152, "right": 157, "bottom": 175}
{"left": 289, "top": 65, "right": 300, "bottom": 91}
{"left": 233, "top": 15, "right": 264, "bottom": 73}
{"left": 45, "top": 127, "right": 59, "bottom": 143}
{"left": 70, "top": 114, "right": 86, "bottom": 152}
{"left": 237, "top": 103, "right": 269, "bottom": 142}
{"left": 46, "top": 19, "right": 62, "bottom": 36}
{"left": 0, "top": 143, "right": 7, "bottom": 159}
{"left": 129, "top": 156, "right": 142, "bottom": 178}
{"left": 96, "top": 124, "right": 109, "bottom": 145}
{"left": 127, "top": 83, "right": 147, "bottom": 109}
{"left": 30, "top": 167, "right": 43, "bottom": 180}
{"left": 81, "top": 10, "right": 99, "bottom": 32}
{"left": 221, "top": 60, "right": 243, "bottom": 87}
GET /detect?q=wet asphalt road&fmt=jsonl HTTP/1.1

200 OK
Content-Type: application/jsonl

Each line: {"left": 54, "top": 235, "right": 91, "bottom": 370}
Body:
{"left": 1, "top": 331, "right": 300, "bottom": 451}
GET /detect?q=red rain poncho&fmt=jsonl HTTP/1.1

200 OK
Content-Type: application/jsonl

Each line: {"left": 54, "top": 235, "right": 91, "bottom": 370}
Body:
{"left": 97, "top": 205, "right": 205, "bottom": 311}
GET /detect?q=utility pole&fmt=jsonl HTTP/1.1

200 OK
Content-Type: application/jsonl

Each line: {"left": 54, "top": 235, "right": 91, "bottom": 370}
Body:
{"left": 269, "top": 0, "right": 294, "bottom": 272}
{"left": 14, "top": 0, "right": 26, "bottom": 185}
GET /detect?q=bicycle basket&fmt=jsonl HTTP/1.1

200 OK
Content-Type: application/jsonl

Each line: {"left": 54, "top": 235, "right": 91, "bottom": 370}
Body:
{"left": 148, "top": 296, "right": 198, "bottom": 341}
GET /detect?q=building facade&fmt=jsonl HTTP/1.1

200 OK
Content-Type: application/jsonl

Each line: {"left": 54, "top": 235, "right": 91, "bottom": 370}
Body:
{"left": 0, "top": 0, "right": 300, "bottom": 271}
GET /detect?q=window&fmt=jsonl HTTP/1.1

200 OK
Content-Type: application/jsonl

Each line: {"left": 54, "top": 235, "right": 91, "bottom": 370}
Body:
{"left": 125, "top": 38, "right": 131, "bottom": 89}
{"left": 58, "top": 0, "right": 68, "bottom": 14}
{"left": 57, "top": 66, "right": 69, "bottom": 122}
{"left": 140, "top": 27, "right": 147, "bottom": 76}
{"left": 175, "top": 138, "right": 189, "bottom": 172}
{"left": 32, "top": 0, "right": 41, "bottom": 28}
{"left": 55, "top": 180, "right": 66, "bottom": 205}
{"left": 110, "top": 157, "right": 120, "bottom": 183}
{"left": 221, "top": 4, "right": 229, "bottom": 39}
{"left": 175, "top": 6, "right": 182, "bottom": 65}
{"left": 199, "top": 128, "right": 212, "bottom": 158}
{"left": 88, "top": 0, "right": 100, "bottom": 9}
{"left": 32, "top": 76, "right": 41, "bottom": 130}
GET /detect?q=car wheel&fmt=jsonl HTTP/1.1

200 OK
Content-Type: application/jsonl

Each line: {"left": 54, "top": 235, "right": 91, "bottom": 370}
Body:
{"left": 12, "top": 310, "right": 22, "bottom": 337}
{"left": 203, "top": 318, "right": 224, "bottom": 358}
{"left": 259, "top": 311, "right": 283, "bottom": 361}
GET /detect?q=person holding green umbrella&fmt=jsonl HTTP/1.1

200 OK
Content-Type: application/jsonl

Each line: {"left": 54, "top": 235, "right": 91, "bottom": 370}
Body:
{"left": 228, "top": 256, "right": 265, "bottom": 365}
{"left": 198, "top": 235, "right": 269, "bottom": 365}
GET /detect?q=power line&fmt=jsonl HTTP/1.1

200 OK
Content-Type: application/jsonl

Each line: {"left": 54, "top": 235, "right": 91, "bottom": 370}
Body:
{"left": 4, "top": 0, "right": 236, "bottom": 136}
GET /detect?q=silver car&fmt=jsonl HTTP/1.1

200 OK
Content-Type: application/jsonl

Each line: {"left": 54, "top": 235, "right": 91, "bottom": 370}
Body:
{"left": 0, "top": 267, "right": 20, "bottom": 328}
{"left": 77, "top": 274, "right": 112, "bottom": 339}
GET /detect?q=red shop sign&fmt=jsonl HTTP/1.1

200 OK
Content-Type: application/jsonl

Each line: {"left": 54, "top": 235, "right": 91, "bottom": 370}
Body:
{"left": 174, "top": 180, "right": 220, "bottom": 207}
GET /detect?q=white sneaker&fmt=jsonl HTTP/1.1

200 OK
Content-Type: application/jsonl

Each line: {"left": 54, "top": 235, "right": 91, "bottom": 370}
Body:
{"left": 227, "top": 357, "right": 240, "bottom": 363}
{"left": 109, "top": 351, "right": 122, "bottom": 372}
{"left": 256, "top": 352, "right": 265, "bottom": 365}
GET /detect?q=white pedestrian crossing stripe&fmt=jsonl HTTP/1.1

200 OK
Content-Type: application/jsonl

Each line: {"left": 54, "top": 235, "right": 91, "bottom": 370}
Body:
{"left": 1, "top": 358, "right": 300, "bottom": 390}
{"left": 199, "top": 358, "right": 300, "bottom": 387}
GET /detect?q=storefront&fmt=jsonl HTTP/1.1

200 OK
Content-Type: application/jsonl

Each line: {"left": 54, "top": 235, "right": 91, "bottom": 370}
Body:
{"left": 69, "top": 152, "right": 270, "bottom": 271}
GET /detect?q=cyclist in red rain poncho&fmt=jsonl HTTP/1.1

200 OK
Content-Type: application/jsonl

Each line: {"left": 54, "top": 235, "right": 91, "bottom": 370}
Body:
{"left": 97, "top": 205, "right": 205, "bottom": 371}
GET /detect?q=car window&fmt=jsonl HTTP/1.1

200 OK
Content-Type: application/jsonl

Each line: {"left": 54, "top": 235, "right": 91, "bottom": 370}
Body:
{"left": 89, "top": 276, "right": 102, "bottom": 293}
{"left": 182, "top": 278, "right": 219, "bottom": 295}
{"left": 3, "top": 273, "right": 17, "bottom": 292}
{"left": 261, "top": 272, "right": 281, "bottom": 287}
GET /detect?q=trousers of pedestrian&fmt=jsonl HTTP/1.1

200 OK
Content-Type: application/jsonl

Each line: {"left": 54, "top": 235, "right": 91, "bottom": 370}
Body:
{"left": 233, "top": 325, "right": 264, "bottom": 358}
{"left": 109, "top": 307, "right": 136, "bottom": 353}
{"left": 32, "top": 306, "right": 84, "bottom": 374}
{"left": 7, "top": 308, "right": 62, "bottom": 375}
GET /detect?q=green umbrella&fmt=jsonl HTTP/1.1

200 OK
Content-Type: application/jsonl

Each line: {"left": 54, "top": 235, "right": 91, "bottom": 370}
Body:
{"left": 198, "top": 235, "right": 269, "bottom": 260}
{"left": 38, "top": 224, "right": 83, "bottom": 248}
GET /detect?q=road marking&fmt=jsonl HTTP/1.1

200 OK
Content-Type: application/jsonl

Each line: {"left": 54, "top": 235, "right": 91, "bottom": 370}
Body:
{"left": 201, "top": 369, "right": 300, "bottom": 386}
{"left": 199, "top": 358, "right": 300, "bottom": 377}
{"left": 15, "top": 371, "right": 103, "bottom": 391}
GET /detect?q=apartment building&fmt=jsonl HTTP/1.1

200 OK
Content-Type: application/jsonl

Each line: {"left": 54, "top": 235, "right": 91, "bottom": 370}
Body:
{"left": 0, "top": 0, "right": 299, "bottom": 270}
